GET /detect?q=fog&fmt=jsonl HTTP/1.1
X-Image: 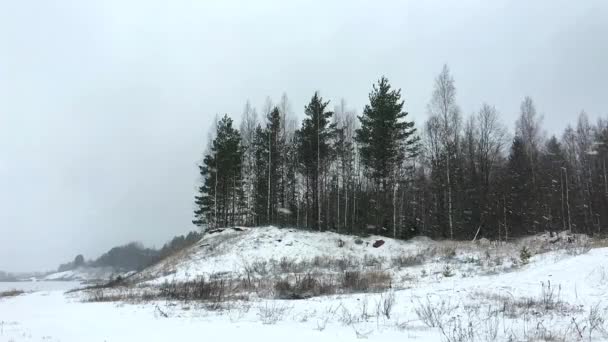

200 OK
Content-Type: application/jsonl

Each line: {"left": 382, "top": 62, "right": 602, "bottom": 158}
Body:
{"left": 1, "top": 0, "right": 607, "bottom": 272}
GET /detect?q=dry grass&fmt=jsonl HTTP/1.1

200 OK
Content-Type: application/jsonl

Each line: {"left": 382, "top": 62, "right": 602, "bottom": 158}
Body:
{"left": 82, "top": 268, "right": 393, "bottom": 305}
{"left": 391, "top": 254, "right": 424, "bottom": 268}
{"left": 474, "top": 281, "right": 581, "bottom": 319}
{"left": 0, "top": 289, "right": 24, "bottom": 298}
{"left": 412, "top": 295, "right": 456, "bottom": 328}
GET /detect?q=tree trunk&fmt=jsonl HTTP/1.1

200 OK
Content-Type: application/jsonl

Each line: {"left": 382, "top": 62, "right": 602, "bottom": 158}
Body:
{"left": 393, "top": 180, "right": 398, "bottom": 239}
{"left": 447, "top": 155, "right": 453, "bottom": 239}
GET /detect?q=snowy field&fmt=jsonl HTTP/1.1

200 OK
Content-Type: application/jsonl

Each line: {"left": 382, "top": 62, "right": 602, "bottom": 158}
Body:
{"left": 2, "top": 227, "right": 608, "bottom": 342}
{"left": 0, "top": 281, "right": 80, "bottom": 293}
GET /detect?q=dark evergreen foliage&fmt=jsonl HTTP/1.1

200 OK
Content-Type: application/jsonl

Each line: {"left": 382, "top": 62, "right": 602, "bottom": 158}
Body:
{"left": 193, "top": 114, "right": 243, "bottom": 228}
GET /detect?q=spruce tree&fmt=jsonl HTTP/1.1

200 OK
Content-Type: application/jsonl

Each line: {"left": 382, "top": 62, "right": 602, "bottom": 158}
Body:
{"left": 506, "top": 136, "right": 535, "bottom": 237}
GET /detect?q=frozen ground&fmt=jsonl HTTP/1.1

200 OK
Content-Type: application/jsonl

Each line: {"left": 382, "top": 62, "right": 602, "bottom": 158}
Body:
{"left": 2, "top": 227, "right": 608, "bottom": 342}
{"left": 43, "top": 266, "right": 123, "bottom": 283}
{"left": 0, "top": 281, "right": 80, "bottom": 293}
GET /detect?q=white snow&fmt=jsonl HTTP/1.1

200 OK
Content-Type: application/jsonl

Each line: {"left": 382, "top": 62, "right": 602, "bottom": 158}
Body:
{"left": 43, "top": 266, "right": 122, "bottom": 282}
{"left": 136, "top": 226, "right": 432, "bottom": 283}
{"left": 2, "top": 227, "right": 608, "bottom": 341}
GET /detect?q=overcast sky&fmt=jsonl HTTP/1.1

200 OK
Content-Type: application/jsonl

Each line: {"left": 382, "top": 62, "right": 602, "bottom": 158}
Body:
{"left": 1, "top": 0, "right": 607, "bottom": 272}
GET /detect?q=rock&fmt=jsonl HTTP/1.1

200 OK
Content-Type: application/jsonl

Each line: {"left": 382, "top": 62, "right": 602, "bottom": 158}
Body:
{"left": 372, "top": 240, "right": 385, "bottom": 248}
{"left": 354, "top": 238, "right": 364, "bottom": 245}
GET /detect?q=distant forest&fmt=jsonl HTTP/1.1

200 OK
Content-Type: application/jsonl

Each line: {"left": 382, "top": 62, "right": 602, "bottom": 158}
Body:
{"left": 193, "top": 65, "right": 608, "bottom": 241}
{"left": 57, "top": 231, "right": 202, "bottom": 272}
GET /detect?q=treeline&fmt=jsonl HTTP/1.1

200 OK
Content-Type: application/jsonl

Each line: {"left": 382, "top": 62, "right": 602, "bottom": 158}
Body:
{"left": 57, "top": 231, "right": 202, "bottom": 272}
{"left": 193, "top": 65, "right": 608, "bottom": 241}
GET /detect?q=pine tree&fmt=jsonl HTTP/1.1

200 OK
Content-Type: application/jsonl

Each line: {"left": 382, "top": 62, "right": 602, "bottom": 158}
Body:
{"left": 252, "top": 124, "right": 269, "bottom": 225}
{"left": 296, "top": 92, "right": 336, "bottom": 230}
{"left": 194, "top": 114, "right": 243, "bottom": 229}
{"left": 266, "top": 106, "right": 285, "bottom": 225}
{"left": 333, "top": 113, "right": 355, "bottom": 232}
{"left": 356, "top": 77, "right": 419, "bottom": 237}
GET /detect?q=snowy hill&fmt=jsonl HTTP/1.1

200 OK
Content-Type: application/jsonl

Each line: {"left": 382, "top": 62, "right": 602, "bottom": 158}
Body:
{"left": 132, "top": 226, "right": 598, "bottom": 286}
{"left": 3, "top": 227, "right": 608, "bottom": 342}
{"left": 133, "top": 226, "right": 428, "bottom": 283}
{"left": 43, "top": 266, "right": 129, "bottom": 282}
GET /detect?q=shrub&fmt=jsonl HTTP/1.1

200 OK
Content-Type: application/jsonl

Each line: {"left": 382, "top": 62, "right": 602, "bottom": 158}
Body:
{"left": 391, "top": 254, "right": 424, "bottom": 268}
{"left": 442, "top": 265, "right": 454, "bottom": 277}
{"left": 273, "top": 273, "right": 335, "bottom": 299}
{"left": 413, "top": 296, "right": 454, "bottom": 328}
{"left": 441, "top": 246, "right": 457, "bottom": 259}
{"left": 251, "top": 260, "right": 269, "bottom": 276}
{"left": 0, "top": 289, "right": 24, "bottom": 298}
{"left": 520, "top": 246, "right": 532, "bottom": 265}
{"left": 377, "top": 290, "right": 395, "bottom": 319}
{"left": 257, "top": 302, "right": 291, "bottom": 324}
{"left": 341, "top": 270, "right": 391, "bottom": 292}
{"left": 273, "top": 280, "right": 292, "bottom": 298}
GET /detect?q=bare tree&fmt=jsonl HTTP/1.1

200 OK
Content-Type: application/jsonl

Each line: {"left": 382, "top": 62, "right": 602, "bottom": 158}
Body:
{"left": 515, "top": 97, "right": 544, "bottom": 184}
{"left": 476, "top": 103, "right": 508, "bottom": 186}
{"left": 427, "top": 64, "right": 461, "bottom": 239}
{"left": 240, "top": 101, "right": 258, "bottom": 225}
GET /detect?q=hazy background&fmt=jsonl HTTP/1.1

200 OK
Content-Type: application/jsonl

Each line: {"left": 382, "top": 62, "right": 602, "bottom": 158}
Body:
{"left": 1, "top": 0, "right": 607, "bottom": 272}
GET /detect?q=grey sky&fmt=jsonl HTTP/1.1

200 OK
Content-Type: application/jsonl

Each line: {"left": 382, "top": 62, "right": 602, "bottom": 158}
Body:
{"left": 1, "top": 0, "right": 607, "bottom": 272}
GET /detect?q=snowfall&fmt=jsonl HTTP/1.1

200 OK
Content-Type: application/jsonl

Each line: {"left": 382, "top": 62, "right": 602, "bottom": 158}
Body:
{"left": 1, "top": 226, "right": 608, "bottom": 342}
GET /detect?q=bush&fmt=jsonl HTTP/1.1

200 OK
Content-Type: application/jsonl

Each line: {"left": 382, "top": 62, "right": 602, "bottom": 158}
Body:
{"left": 391, "top": 254, "right": 424, "bottom": 268}
{"left": 520, "top": 246, "right": 532, "bottom": 265}
{"left": 377, "top": 290, "right": 395, "bottom": 319}
{"left": 273, "top": 273, "right": 335, "bottom": 299}
{"left": 257, "top": 302, "right": 291, "bottom": 325}
{"left": 0, "top": 289, "right": 24, "bottom": 298}
{"left": 341, "top": 270, "right": 391, "bottom": 292}
{"left": 273, "top": 280, "right": 292, "bottom": 298}
{"left": 442, "top": 265, "right": 454, "bottom": 277}
{"left": 413, "top": 296, "right": 455, "bottom": 328}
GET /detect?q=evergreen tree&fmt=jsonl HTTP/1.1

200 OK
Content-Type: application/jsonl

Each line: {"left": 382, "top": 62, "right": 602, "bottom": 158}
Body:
{"left": 252, "top": 124, "right": 269, "bottom": 225}
{"left": 193, "top": 114, "right": 243, "bottom": 228}
{"left": 539, "top": 136, "right": 569, "bottom": 234}
{"left": 296, "top": 92, "right": 336, "bottom": 230}
{"left": 506, "top": 136, "right": 535, "bottom": 237}
{"left": 265, "top": 106, "right": 285, "bottom": 225}
{"left": 356, "top": 77, "right": 419, "bottom": 237}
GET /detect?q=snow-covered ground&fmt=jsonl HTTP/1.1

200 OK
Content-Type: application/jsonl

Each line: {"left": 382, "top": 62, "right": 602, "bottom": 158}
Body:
{"left": 43, "top": 266, "right": 128, "bottom": 283}
{"left": 2, "top": 227, "right": 608, "bottom": 342}
{"left": 0, "top": 281, "right": 80, "bottom": 293}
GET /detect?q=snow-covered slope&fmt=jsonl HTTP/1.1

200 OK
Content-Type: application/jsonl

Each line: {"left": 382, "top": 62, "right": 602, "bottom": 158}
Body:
{"left": 43, "top": 266, "right": 125, "bottom": 282}
{"left": 133, "top": 226, "right": 595, "bottom": 287}
{"left": 3, "top": 228, "right": 608, "bottom": 341}
{"left": 133, "top": 226, "right": 428, "bottom": 283}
